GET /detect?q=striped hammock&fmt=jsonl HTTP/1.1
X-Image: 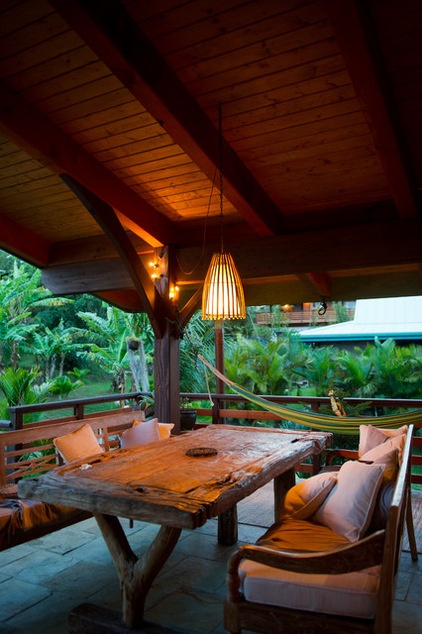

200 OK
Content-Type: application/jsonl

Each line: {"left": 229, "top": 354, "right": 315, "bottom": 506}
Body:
{"left": 199, "top": 354, "right": 422, "bottom": 434}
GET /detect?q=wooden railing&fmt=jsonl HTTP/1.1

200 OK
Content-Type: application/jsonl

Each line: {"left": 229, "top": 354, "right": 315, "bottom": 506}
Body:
{"left": 2, "top": 391, "right": 152, "bottom": 430}
{"left": 2, "top": 392, "right": 421, "bottom": 485}
{"left": 183, "top": 393, "right": 422, "bottom": 485}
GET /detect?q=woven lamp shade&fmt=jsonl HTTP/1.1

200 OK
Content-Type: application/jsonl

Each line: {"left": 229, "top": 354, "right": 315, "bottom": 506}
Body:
{"left": 202, "top": 251, "right": 246, "bottom": 320}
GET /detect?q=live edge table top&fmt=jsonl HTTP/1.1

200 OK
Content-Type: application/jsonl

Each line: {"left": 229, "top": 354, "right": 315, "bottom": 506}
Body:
{"left": 19, "top": 425, "right": 331, "bottom": 530}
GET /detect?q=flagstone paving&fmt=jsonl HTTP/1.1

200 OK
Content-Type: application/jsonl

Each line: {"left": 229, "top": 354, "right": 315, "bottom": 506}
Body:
{"left": 1, "top": 491, "right": 421, "bottom": 633}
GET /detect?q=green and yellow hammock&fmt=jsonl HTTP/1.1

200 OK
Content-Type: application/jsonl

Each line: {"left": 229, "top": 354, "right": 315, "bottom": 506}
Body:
{"left": 199, "top": 355, "right": 422, "bottom": 435}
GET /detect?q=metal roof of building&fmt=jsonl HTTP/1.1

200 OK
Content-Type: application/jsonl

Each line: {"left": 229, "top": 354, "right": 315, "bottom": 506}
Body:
{"left": 300, "top": 296, "right": 422, "bottom": 342}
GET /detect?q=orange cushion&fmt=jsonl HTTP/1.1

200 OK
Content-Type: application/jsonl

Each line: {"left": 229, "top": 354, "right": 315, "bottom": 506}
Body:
{"left": 53, "top": 424, "right": 103, "bottom": 463}
{"left": 278, "top": 472, "right": 337, "bottom": 521}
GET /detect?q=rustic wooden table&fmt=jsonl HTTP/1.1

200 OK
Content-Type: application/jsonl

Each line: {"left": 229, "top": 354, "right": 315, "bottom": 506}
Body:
{"left": 19, "top": 424, "right": 331, "bottom": 631}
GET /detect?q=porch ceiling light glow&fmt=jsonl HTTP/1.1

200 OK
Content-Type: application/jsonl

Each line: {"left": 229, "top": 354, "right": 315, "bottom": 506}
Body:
{"left": 201, "top": 104, "right": 246, "bottom": 321}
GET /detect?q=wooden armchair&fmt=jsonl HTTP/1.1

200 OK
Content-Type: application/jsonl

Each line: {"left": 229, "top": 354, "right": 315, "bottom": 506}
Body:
{"left": 224, "top": 425, "right": 417, "bottom": 634}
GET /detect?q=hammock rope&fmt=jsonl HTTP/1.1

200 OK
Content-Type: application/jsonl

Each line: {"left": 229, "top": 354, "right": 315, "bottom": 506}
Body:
{"left": 198, "top": 354, "right": 422, "bottom": 434}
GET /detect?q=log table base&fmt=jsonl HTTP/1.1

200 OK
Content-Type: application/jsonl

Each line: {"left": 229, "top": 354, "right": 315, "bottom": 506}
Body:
{"left": 94, "top": 514, "right": 182, "bottom": 629}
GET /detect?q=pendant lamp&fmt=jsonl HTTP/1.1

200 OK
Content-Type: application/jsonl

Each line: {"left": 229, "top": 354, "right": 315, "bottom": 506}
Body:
{"left": 201, "top": 105, "right": 246, "bottom": 320}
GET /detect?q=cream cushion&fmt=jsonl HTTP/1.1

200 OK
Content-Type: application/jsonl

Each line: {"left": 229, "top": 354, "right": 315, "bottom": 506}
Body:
{"left": 359, "top": 424, "right": 407, "bottom": 458}
{"left": 313, "top": 460, "right": 385, "bottom": 542}
{"left": 278, "top": 472, "right": 337, "bottom": 521}
{"left": 133, "top": 418, "right": 174, "bottom": 440}
{"left": 241, "top": 518, "right": 380, "bottom": 619}
{"left": 240, "top": 557, "right": 380, "bottom": 619}
{"left": 120, "top": 418, "right": 161, "bottom": 448}
{"left": 53, "top": 424, "right": 103, "bottom": 463}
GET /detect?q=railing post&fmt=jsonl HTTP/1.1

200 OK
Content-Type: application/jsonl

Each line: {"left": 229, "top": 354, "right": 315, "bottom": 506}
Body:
{"left": 9, "top": 408, "right": 23, "bottom": 430}
{"left": 212, "top": 398, "right": 220, "bottom": 425}
{"left": 74, "top": 403, "right": 85, "bottom": 419}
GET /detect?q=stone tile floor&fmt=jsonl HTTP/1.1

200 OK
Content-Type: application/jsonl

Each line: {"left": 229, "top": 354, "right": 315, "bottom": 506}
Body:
{"left": 0, "top": 493, "right": 421, "bottom": 633}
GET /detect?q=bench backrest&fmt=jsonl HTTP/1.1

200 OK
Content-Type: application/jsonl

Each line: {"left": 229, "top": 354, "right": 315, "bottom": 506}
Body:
{"left": 375, "top": 423, "right": 414, "bottom": 629}
{"left": 0, "top": 411, "right": 138, "bottom": 488}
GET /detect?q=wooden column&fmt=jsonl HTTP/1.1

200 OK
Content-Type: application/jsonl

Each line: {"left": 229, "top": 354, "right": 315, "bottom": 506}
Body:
{"left": 149, "top": 245, "right": 181, "bottom": 432}
{"left": 154, "top": 313, "right": 180, "bottom": 432}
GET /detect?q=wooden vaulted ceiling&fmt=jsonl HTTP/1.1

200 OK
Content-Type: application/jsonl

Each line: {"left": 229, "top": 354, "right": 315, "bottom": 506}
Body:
{"left": 0, "top": 0, "right": 421, "bottom": 331}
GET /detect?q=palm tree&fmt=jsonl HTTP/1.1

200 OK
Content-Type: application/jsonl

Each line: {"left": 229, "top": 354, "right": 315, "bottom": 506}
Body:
{"left": 0, "top": 261, "right": 71, "bottom": 370}
{"left": 77, "top": 306, "right": 154, "bottom": 393}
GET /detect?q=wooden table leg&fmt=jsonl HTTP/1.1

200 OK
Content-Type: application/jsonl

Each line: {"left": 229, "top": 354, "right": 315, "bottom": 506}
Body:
{"left": 218, "top": 504, "right": 238, "bottom": 545}
{"left": 273, "top": 468, "right": 295, "bottom": 521}
{"left": 94, "top": 513, "right": 181, "bottom": 629}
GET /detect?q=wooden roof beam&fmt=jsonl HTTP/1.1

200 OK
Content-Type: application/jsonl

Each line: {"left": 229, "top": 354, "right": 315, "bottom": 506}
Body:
{"left": 61, "top": 175, "right": 170, "bottom": 338}
{"left": 50, "top": 0, "right": 283, "bottom": 238}
{"left": 325, "top": 0, "right": 420, "bottom": 220}
{"left": 176, "top": 219, "right": 422, "bottom": 282}
{"left": 0, "top": 80, "right": 174, "bottom": 248}
{"left": 0, "top": 212, "right": 51, "bottom": 266}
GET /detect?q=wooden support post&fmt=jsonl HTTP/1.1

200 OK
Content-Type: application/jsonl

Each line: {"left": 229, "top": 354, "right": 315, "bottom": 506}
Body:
{"left": 274, "top": 469, "right": 296, "bottom": 521}
{"left": 154, "top": 325, "right": 180, "bottom": 432}
{"left": 218, "top": 505, "right": 238, "bottom": 545}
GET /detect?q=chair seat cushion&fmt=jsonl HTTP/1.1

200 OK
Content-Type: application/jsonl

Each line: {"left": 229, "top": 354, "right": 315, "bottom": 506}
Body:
{"left": 240, "top": 559, "right": 380, "bottom": 619}
{"left": 240, "top": 519, "right": 380, "bottom": 619}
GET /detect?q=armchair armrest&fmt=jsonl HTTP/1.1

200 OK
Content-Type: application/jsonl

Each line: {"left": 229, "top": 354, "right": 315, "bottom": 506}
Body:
{"left": 227, "top": 529, "right": 385, "bottom": 601}
{"left": 324, "top": 448, "right": 358, "bottom": 466}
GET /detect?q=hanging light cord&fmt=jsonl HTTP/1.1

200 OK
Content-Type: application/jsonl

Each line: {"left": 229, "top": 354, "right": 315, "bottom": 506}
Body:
{"left": 218, "top": 101, "right": 224, "bottom": 253}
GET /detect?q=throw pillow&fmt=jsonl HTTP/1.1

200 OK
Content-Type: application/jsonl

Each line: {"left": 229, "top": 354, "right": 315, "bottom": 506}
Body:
{"left": 313, "top": 460, "right": 385, "bottom": 542}
{"left": 133, "top": 418, "right": 174, "bottom": 440}
{"left": 279, "top": 472, "right": 338, "bottom": 521}
{"left": 359, "top": 424, "right": 407, "bottom": 458}
{"left": 54, "top": 424, "right": 103, "bottom": 463}
{"left": 120, "top": 418, "right": 161, "bottom": 448}
{"left": 359, "top": 433, "right": 406, "bottom": 480}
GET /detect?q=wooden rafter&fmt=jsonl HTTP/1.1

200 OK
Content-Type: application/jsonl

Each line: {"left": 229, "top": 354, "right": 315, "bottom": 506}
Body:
{"left": 325, "top": 0, "right": 420, "bottom": 219}
{"left": 49, "top": 0, "right": 283, "bottom": 237}
{"left": 0, "top": 80, "right": 174, "bottom": 248}
{"left": 61, "top": 175, "right": 169, "bottom": 337}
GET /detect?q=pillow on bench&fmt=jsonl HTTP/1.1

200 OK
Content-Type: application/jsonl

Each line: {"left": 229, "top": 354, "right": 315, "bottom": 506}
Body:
{"left": 359, "top": 424, "right": 407, "bottom": 460}
{"left": 360, "top": 433, "right": 406, "bottom": 482}
{"left": 133, "top": 417, "right": 174, "bottom": 440}
{"left": 120, "top": 418, "right": 161, "bottom": 448}
{"left": 53, "top": 423, "right": 104, "bottom": 463}
{"left": 313, "top": 460, "right": 385, "bottom": 541}
{"left": 278, "top": 472, "right": 337, "bottom": 521}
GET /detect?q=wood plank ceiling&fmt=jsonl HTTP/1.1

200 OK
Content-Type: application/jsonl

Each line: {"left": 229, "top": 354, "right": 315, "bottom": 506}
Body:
{"left": 0, "top": 0, "right": 421, "bottom": 326}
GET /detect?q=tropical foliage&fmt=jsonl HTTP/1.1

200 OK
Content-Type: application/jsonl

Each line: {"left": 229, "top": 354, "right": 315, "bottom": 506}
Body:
{"left": 0, "top": 252, "right": 421, "bottom": 426}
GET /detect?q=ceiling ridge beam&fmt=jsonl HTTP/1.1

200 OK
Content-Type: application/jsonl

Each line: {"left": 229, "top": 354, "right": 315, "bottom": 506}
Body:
{"left": 176, "top": 219, "right": 422, "bottom": 282}
{"left": 0, "top": 79, "right": 174, "bottom": 247}
{"left": 325, "top": 0, "right": 420, "bottom": 220}
{"left": 49, "top": 0, "right": 283, "bottom": 237}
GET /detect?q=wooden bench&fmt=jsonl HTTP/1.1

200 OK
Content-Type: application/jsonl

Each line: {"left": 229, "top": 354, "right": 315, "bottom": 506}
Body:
{"left": 0, "top": 409, "right": 140, "bottom": 550}
{"left": 225, "top": 425, "right": 418, "bottom": 634}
